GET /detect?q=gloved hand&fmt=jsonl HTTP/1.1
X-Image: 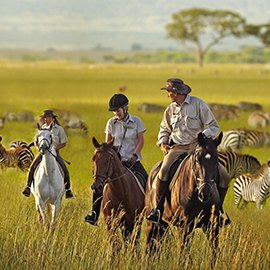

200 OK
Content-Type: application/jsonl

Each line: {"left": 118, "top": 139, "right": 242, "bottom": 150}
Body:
{"left": 128, "top": 153, "right": 138, "bottom": 166}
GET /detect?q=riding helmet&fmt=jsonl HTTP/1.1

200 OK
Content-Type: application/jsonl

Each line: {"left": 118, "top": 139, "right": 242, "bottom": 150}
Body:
{"left": 108, "top": 94, "right": 129, "bottom": 111}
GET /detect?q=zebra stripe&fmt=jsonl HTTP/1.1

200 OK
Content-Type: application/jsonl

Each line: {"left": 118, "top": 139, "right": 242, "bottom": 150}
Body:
{"left": 244, "top": 130, "right": 270, "bottom": 147}
{"left": 218, "top": 151, "right": 261, "bottom": 179}
{"left": 233, "top": 162, "right": 270, "bottom": 209}
{"left": 0, "top": 139, "right": 34, "bottom": 171}
{"left": 218, "top": 130, "right": 246, "bottom": 153}
{"left": 218, "top": 129, "right": 270, "bottom": 153}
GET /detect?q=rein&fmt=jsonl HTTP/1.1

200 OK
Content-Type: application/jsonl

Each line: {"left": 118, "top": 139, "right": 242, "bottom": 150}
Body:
{"left": 191, "top": 147, "right": 218, "bottom": 195}
{"left": 93, "top": 147, "right": 128, "bottom": 188}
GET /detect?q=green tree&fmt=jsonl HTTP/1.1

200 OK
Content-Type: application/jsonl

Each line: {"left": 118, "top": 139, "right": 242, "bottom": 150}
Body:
{"left": 246, "top": 23, "right": 270, "bottom": 47}
{"left": 166, "top": 8, "right": 246, "bottom": 67}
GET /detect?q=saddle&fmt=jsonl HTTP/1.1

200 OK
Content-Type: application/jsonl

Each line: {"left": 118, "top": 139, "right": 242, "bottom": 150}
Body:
{"left": 152, "top": 153, "right": 189, "bottom": 190}
{"left": 122, "top": 161, "right": 147, "bottom": 191}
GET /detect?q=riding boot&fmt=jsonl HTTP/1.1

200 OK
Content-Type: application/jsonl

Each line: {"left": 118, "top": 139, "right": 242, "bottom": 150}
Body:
{"left": 22, "top": 154, "right": 42, "bottom": 197}
{"left": 218, "top": 187, "right": 231, "bottom": 227}
{"left": 57, "top": 156, "right": 74, "bottom": 198}
{"left": 85, "top": 190, "right": 103, "bottom": 226}
{"left": 146, "top": 178, "right": 170, "bottom": 224}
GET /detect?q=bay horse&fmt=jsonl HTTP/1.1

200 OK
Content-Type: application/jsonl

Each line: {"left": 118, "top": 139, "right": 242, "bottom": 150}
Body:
{"left": 145, "top": 132, "right": 224, "bottom": 262}
{"left": 31, "top": 127, "right": 65, "bottom": 227}
{"left": 91, "top": 137, "right": 145, "bottom": 251}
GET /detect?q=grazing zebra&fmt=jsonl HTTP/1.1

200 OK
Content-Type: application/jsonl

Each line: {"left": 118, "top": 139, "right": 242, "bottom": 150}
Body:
{"left": 218, "top": 129, "right": 246, "bottom": 153}
{"left": 218, "top": 129, "right": 270, "bottom": 153}
{"left": 0, "top": 136, "right": 34, "bottom": 172}
{"left": 218, "top": 151, "right": 261, "bottom": 179}
{"left": 233, "top": 161, "right": 270, "bottom": 209}
{"left": 244, "top": 129, "right": 270, "bottom": 148}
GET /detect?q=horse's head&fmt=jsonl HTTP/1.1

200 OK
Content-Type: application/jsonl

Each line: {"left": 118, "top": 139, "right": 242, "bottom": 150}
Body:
{"left": 91, "top": 137, "right": 119, "bottom": 194}
{"left": 193, "top": 132, "right": 223, "bottom": 203}
{"left": 35, "top": 126, "right": 53, "bottom": 155}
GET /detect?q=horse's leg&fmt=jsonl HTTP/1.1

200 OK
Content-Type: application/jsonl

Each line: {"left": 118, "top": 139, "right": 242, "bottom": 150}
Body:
{"left": 106, "top": 215, "right": 122, "bottom": 256}
{"left": 38, "top": 200, "right": 49, "bottom": 228}
{"left": 146, "top": 220, "right": 168, "bottom": 256}
{"left": 36, "top": 203, "right": 43, "bottom": 224}
{"left": 203, "top": 220, "right": 219, "bottom": 268}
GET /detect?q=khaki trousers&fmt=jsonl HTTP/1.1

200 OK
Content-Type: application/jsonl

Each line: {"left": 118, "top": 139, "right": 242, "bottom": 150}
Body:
{"left": 158, "top": 143, "right": 230, "bottom": 188}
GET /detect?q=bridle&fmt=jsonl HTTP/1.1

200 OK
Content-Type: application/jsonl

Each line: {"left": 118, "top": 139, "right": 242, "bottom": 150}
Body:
{"left": 192, "top": 146, "right": 218, "bottom": 201}
{"left": 92, "top": 146, "right": 127, "bottom": 191}
{"left": 36, "top": 129, "right": 53, "bottom": 154}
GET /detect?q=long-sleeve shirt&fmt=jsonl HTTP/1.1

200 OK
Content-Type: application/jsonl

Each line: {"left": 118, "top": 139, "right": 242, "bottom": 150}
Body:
{"left": 157, "top": 95, "right": 219, "bottom": 146}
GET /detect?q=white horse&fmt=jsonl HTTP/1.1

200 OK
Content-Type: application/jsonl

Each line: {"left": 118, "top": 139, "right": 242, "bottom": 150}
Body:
{"left": 31, "top": 127, "right": 65, "bottom": 227}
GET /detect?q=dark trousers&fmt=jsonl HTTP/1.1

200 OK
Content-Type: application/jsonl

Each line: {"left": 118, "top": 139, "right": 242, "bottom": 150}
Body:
{"left": 26, "top": 153, "right": 71, "bottom": 190}
{"left": 131, "top": 161, "right": 148, "bottom": 182}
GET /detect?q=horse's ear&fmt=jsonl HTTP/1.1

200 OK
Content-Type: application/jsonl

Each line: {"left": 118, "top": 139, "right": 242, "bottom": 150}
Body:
{"left": 197, "top": 132, "right": 205, "bottom": 146}
{"left": 92, "top": 137, "right": 101, "bottom": 148}
{"left": 37, "top": 122, "right": 41, "bottom": 130}
{"left": 215, "top": 132, "right": 223, "bottom": 147}
{"left": 107, "top": 137, "right": 115, "bottom": 148}
{"left": 0, "top": 135, "right": 2, "bottom": 142}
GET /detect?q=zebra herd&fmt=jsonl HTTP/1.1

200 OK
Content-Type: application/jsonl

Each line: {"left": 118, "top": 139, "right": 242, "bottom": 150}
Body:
{"left": 0, "top": 136, "right": 34, "bottom": 172}
{"left": 218, "top": 128, "right": 270, "bottom": 209}
{"left": 218, "top": 129, "right": 270, "bottom": 153}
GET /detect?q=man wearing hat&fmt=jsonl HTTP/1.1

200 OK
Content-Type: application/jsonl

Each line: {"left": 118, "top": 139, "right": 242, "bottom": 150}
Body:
{"left": 22, "top": 110, "right": 74, "bottom": 199}
{"left": 146, "top": 78, "right": 230, "bottom": 225}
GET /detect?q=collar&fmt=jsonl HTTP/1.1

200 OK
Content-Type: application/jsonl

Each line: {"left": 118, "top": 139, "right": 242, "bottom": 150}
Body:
{"left": 173, "top": 94, "right": 190, "bottom": 106}
{"left": 114, "top": 113, "right": 134, "bottom": 124}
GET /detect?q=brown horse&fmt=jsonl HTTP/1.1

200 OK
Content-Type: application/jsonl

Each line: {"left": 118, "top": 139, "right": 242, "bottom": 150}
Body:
{"left": 145, "top": 132, "right": 224, "bottom": 261}
{"left": 91, "top": 137, "right": 145, "bottom": 250}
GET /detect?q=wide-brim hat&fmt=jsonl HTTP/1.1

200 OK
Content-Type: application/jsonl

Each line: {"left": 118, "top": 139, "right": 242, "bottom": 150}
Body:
{"left": 40, "top": 110, "right": 57, "bottom": 118}
{"left": 161, "top": 78, "right": 191, "bottom": 95}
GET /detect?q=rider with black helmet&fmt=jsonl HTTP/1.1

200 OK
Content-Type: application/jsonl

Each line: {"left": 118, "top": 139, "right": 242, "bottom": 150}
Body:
{"left": 85, "top": 93, "right": 148, "bottom": 225}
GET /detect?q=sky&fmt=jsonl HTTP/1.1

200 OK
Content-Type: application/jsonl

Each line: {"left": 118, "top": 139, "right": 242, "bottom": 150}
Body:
{"left": 0, "top": 0, "right": 269, "bottom": 50}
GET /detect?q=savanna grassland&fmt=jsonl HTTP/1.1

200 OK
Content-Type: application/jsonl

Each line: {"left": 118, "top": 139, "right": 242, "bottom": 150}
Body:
{"left": 0, "top": 61, "right": 269, "bottom": 270}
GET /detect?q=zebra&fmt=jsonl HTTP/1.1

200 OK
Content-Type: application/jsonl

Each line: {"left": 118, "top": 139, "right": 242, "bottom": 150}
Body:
{"left": 0, "top": 136, "right": 34, "bottom": 172}
{"left": 233, "top": 161, "right": 270, "bottom": 209}
{"left": 218, "top": 151, "right": 261, "bottom": 179}
{"left": 218, "top": 129, "right": 270, "bottom": 153}
{"left": 218, "top": 129, "right": 246, "bottom": 153}
{"left": 244, "top": 129, "right": 270, "bottom": 148}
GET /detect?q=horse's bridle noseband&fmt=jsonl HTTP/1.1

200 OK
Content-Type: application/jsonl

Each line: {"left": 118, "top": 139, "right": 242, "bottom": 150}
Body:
{"left": 36, "top": 130, "right": 53, "bottom": 154}
{"left": 192, "top": 148, "right": 218, "bottom": 201}
{"left": 92, "top": 147, "right": 127, "bottom": 191}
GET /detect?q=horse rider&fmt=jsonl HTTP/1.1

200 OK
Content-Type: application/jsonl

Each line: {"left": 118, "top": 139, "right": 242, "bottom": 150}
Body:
{"left": 146, "top": 78, "right": 230, "bottom": 225}
{"left": 22, "top": 110, "right": 74, "bottom": 199}
{"left": 85, "top": 93, "right": 148, "bottom": 225}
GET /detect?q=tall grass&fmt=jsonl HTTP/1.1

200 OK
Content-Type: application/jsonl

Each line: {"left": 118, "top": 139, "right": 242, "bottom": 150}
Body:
{"left": 0, "top": 62, "right": 269, "bottom": 269}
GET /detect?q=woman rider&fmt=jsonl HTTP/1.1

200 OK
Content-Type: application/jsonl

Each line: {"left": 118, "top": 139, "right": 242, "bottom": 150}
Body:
{"left": 85, "top": 94, "right": 148, "bottom": 225}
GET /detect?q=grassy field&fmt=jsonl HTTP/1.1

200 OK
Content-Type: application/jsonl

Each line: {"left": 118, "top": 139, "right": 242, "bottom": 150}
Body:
{"left": 0, "top": 62, "right": 269, "bottom": 269}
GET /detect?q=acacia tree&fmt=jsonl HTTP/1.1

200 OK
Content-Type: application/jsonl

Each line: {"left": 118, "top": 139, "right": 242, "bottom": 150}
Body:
{"left": 245, "top": 23, "right": 270, "bottom": 47}
{"left": 166, "top": 8, "right": 247, "bottom": 67}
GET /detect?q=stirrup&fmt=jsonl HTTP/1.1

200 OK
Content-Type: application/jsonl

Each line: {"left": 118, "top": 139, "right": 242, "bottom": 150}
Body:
{"left": 146, "top": 208, "right": 161, "bottom": 224}
{"left": 85, "top": 210, "right": 97, "bottom": 225}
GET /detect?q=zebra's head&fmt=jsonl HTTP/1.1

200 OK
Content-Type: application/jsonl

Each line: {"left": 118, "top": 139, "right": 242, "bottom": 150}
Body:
{"left": 35, "top": 128, "right": 53, "bottom": 155}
